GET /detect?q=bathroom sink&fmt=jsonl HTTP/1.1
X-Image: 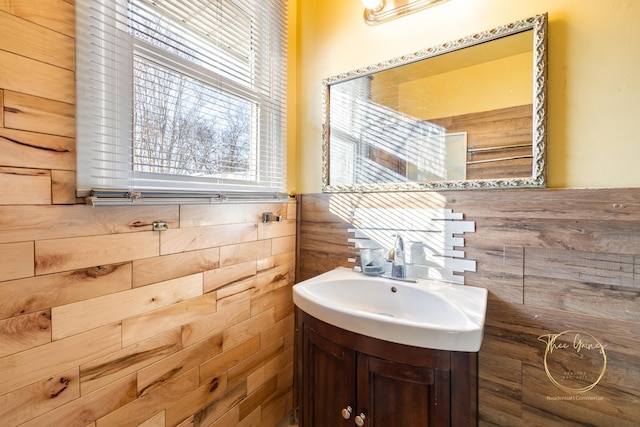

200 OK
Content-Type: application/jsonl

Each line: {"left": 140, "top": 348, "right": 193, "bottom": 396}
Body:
{"left": 293, "top": 267, "right": 488, "bottom": 352}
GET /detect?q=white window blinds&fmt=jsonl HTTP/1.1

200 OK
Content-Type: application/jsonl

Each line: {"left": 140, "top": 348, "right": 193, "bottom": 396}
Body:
{"left": 76, "top": 0, "right": 287, "bottom": 203}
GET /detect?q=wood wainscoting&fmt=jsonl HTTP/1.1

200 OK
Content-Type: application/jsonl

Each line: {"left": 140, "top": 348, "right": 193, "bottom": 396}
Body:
{"left": 430, "top": 104, "right": 533, "bottom": 180}
{"left": 297, "top": 189, "right": 640, "bottom": 426}
{"left": 0, "top": 201, "right": 297, "bottom": 427}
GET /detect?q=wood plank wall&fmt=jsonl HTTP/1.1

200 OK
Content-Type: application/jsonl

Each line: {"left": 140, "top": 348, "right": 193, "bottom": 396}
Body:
{"left": 430, "top": 104, "right": 533, "bottom": 180}
{"left": 298, "top": 190, "right": 640, "bottom": 426}
{"left": 0, "top": 2, "right": 296, "bottom": 426}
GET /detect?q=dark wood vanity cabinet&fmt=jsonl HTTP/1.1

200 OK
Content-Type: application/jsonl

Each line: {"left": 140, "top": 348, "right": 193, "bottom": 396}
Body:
{"left": 295, "top": 309, "right": 477, "bottom": 427}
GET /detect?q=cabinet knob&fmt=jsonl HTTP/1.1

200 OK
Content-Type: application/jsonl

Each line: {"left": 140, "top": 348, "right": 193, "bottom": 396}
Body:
{"left": 341, "top": 406, "right": 353, "bottom": 419}
{"left": 355, "top": 413, "right": 366, "bottom": 426}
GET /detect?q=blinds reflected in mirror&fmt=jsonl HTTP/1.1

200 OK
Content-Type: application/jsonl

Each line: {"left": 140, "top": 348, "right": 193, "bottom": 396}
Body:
{"left": 328, "top": 76, "right": 452, "bottom": 187}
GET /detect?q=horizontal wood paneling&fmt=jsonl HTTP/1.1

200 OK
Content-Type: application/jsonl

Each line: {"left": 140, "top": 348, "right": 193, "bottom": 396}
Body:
{"left": 0, "top": 50, "right": 74, "bottom": 104}
{"left": 21, "top": 374, "right": 139, "bottom": 427}
{"left": 0, "top": 262, "right": 131, "bottom": 320}
{"left": 133, "top": 247, "right": 220, "bottom": 288}
{"left": 0, "top": 204, "right": 179, "bottom": 244}
{"left": 199, "top": 334, "right": 261, "bottom": 384}
{"left": 52, "top": 274, "right": 203, "bottom": 340}
{"left": 0, "top": 128, "right": 75, "bottom": 171}
{"left": 238, "top": 375, "right": 278, "bottom": 420}
{"left": 430, "top": 104, "right": 533, "bottom": 180}
{"left": 36, "top": 231, "right": 160, "bottom": 275}
{"left": 51, "top": 169, "right": 76, "bottom": 204}
{"left": 0, "top": 240, "right": 34, "bottom": 281}
{"left": 1, "top": 199, "right": 296, "bottom": 426}
{"left": 177, "top": 300, "right": 253, "bottom": 348}
{"left": 227, "top": 337, "right": 286, "bottom": 390}
{"left": 203, "top": 260, "right": 257, "bottom": 294}
{"left": 0, "top": 0, "right": 75, "bottom": 37}
{"left": 215, "top": 277, "right": 257, "bottom": 304}
{"left": 1, "top": 3, "right": 296, "bottom": 426}
{"left": 179, "top": 202, "right": 290, "bottom": 227}
{"left": 79, "top": 328, "right": 183, "bottom": 395}
{"left": 163, "top": 371, "right": 231, "bottom": 427}
{"left": 298, "top": 189, "right": 640, "bottom": 426}
{"left": 136, "top": 334, "right": 223, "bottom": 397}
{"left": 222, "top": 309, "right": 276, "bottom": 352}
{"left": 0, "top": 166, "right": 51, "bottom": 205}
{"left": 0, "top": 367, "right": 79, "bottom": 426}
{"left": 188, "top": 380, "right": 248, "bottom": 427}
{"left": 0, "top": 323, "right": 122, "bottom": 396}
{"left": 94, "top": 368, "right": 199, "bottom": 427}
{"left": 273, "top": 235, "right": 296, "bottom": 255}
{"left": 160, "top": 223, "right": 257, "bottom": 255}
{"left": 139, "top": 411, "right": 165, "bottom": 427}
{"left": 219, "top": 239, "right": 271, "bottom": 267}
{"left": 464, "top": 245, "right": 524, "bottom": 303}
{"left": 119, "top": 291, "right": 215, "bottom": 348}
{"left": 258, "top": 219, "right": 297, "bottom": 240}
{"left": 0, "top": 310, "right": 51, "bottom": 357}
{"left": 445, "top": 188, "right": 640, "bottom": 222}
{"left": 524, "top": 248, "right": 640, "bottom": 322}
{"left": 0, "top": 10, "right": 74, "bottom": 70}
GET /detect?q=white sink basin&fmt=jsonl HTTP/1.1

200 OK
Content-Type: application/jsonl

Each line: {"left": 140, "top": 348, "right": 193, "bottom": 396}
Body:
{"left": 293, "top": 267, "right": 488, "bottom": 352}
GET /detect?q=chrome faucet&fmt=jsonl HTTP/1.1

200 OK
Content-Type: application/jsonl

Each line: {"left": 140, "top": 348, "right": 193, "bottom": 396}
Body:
{"left": 390, "top": 234, "right": 406, "bottom": 279}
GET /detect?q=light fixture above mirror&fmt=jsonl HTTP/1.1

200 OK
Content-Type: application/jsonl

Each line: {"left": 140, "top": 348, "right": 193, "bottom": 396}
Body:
{"left": 362, "top": 0, "right": 384, "bottom": 12}
{"left": 363, "top": 0, "right": 449, "bottom": 25}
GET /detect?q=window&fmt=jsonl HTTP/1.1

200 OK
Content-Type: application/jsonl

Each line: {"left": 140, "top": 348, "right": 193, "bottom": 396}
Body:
{"left": 76, "top": 0, "right": 287, "bottom": 204}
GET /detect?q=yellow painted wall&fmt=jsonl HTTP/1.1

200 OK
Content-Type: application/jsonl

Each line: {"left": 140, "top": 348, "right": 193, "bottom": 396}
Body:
{"left": 294, "top": 0, "right": 640, "bottom": 192}
{"left": 398, "top": 52, "right": 532, "bottom": 119}
{"left": 287, "top": 0, "right": 298, "bottom": 195}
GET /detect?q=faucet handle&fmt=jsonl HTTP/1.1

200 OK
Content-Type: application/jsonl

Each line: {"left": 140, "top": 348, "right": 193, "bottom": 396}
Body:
{"left": 384, "top": 247, "right": 395, "bottom": 262}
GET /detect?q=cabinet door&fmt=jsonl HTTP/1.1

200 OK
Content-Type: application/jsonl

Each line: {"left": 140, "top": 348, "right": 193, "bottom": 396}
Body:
{"left": 302, "top": 324, "right": 356, "bottom": 427}
{"left": 357, "top": 354, "right": 451, "bottom": 427}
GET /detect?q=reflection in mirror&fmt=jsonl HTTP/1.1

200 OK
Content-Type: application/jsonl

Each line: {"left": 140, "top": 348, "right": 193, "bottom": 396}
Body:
{"left": 323, "top": 14, "right": 547, "bottom": 192}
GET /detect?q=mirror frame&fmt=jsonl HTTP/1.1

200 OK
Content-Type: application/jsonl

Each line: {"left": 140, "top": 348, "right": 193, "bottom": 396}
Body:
{"left": 322, "top": 13, "right": 547, "bottom": 192}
